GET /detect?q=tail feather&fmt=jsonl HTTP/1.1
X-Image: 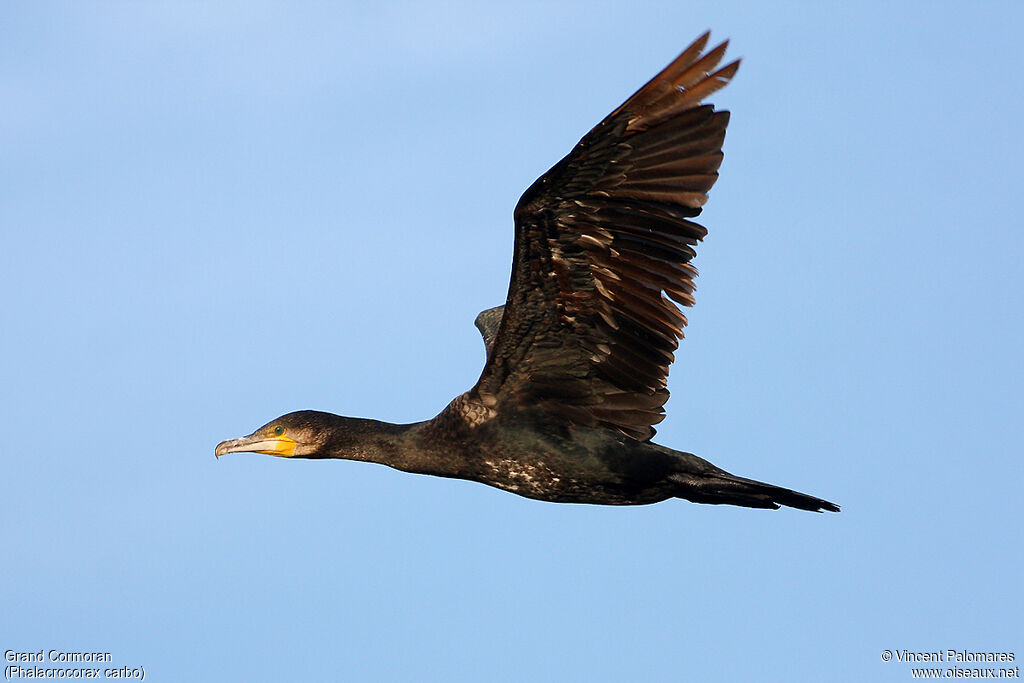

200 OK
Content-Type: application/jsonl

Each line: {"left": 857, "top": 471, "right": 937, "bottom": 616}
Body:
{"left": 670, "top": 471, "right": 840, "bottom": 513}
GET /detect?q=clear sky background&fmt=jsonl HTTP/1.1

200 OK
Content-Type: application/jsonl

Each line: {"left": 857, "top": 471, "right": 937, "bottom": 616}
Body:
{"left": 3, "top": 2, "right": 1021, "bottom": 681}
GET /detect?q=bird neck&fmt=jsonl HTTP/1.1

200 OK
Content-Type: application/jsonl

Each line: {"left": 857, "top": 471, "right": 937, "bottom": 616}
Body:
{"left": 320, "top": 416, "right": 429, "bottom": 471}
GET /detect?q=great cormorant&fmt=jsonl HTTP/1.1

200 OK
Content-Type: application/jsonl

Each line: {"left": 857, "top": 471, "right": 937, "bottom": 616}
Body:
{"left": 216, "top": 33, "right": 839, "bottom": 512}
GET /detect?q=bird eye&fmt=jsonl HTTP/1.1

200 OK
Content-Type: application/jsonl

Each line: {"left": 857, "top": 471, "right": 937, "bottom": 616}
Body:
{"left": 273, "top": 426, "right": 285, "bottom": 436}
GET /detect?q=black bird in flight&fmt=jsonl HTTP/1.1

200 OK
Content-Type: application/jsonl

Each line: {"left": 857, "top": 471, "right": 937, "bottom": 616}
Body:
{"left": 217, "top": 32, "right": 839, "bottom": 512}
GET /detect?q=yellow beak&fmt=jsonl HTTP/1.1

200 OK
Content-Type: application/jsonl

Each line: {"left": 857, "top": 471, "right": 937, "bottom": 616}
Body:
{"left": 215, "top": 434, "right": 297, "bottom": 458}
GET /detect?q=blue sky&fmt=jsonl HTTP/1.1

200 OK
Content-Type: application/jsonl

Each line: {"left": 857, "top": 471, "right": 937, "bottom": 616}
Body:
{"left": 3, "top": 2, "right": 1021, "bottom": 681}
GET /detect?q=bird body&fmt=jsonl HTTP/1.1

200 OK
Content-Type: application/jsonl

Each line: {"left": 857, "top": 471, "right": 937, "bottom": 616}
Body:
{"left": 218, "top": 401, "right": 837, "bottom": 511}
{"left": 216, "top": 33, "right": 839, "bottom": 513}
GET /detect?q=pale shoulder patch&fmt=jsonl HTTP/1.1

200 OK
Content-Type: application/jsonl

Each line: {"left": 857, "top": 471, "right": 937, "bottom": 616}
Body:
{"left": 451, "top": 392, "right": 498, "bottom": 428}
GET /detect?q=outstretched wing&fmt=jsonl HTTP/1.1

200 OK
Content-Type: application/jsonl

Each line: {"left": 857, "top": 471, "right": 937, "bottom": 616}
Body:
{"left": 467, "top": 32, "right": 738, "bottom": 440}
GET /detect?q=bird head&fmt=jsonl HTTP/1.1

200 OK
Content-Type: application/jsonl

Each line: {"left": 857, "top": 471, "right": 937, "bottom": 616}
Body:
{"left": 215, "top": 410, "right": 332, "bottom": 459}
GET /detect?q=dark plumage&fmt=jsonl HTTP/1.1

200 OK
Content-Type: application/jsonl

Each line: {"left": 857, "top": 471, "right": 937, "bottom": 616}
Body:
{"left": 216, "top": 33, "right": 839, "bottom": 513}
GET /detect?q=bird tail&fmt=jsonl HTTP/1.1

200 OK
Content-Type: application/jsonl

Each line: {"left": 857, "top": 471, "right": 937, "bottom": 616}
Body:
{"left": 669, "top": 469, "right": 840, "bottom": 513}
